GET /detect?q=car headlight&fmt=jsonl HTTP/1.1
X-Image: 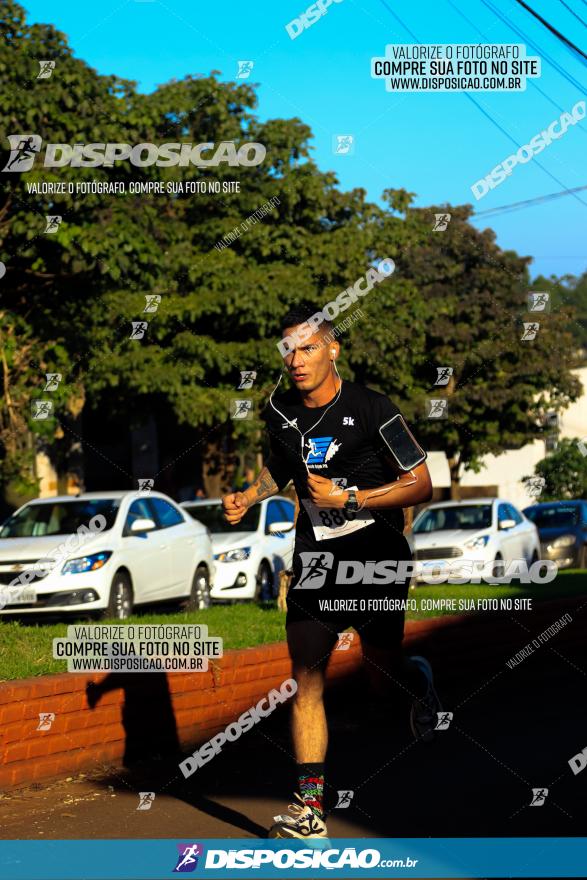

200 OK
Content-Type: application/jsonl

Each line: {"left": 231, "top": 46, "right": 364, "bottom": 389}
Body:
{"left": 551, "top": 534, "right": 576, "bottom": 548}
{"left": 464, "top": 535, "right": 490, "bottom": 551}
{"left": 61, "top": 551, "right": 112, "bottom": 575}
{"left": 214, "top": 547, "right": 251, "bottom": 563}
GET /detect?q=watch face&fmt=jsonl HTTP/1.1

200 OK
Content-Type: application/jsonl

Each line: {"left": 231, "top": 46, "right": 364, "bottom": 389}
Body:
{"left": 345, "top": 491, "right": 359, "bottom": 511}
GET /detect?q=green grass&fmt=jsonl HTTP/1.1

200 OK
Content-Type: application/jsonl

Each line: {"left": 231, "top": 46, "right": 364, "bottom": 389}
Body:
{"left": 0, "top": 571, "right": 585, "bottom": 681}
{"left": 405, "top": 570, "right": 587, "bottom": 618}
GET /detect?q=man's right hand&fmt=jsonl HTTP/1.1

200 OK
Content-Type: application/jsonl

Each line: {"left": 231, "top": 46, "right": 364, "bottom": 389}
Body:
{"left": 222, "top": 491, "right": 250, "bottom": 525}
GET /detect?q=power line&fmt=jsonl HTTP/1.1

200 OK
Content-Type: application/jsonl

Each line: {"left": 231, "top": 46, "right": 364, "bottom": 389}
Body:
{"left": 472, "top": 184, "right": 587, "bottom": 218}
{"left": 481, "top": 0, "right": 586, "bottom": 94}
{"left": 558, "top": 0, "right": 587, "bottom": 29}
{"left": 514, "top": 0, "right": 587, "bottom": 62}
{"left": 444, "top": 0, "right": 586, "bottom": 134}
{"left": 376, "top": 0, "right": 587, "bottom": 210}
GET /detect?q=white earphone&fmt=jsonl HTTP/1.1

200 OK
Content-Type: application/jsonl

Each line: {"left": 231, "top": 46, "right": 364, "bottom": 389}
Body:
{"left": 268, "top": 347, "right": 343, "bottom": 474}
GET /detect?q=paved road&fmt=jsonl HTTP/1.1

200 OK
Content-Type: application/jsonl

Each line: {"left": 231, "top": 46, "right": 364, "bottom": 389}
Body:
{"left": 1, "top": 634, "right": 584, "bottom": 846}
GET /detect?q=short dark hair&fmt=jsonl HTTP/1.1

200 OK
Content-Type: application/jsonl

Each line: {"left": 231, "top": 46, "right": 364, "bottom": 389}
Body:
{"left": 281, "top": 301, "right": 332, "bottom": 337}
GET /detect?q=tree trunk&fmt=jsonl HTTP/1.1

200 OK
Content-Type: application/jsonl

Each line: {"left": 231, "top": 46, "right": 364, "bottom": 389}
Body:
{"left": 202, "top": 436, "right": 237, "bottom": 498}
{"left": 448, "top": 455, "right": 461, "bottom": 500}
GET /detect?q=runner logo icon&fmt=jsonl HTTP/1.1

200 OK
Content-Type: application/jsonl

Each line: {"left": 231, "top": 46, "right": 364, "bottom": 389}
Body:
{"left": 306, "top": 436, "right": 341, "bottom": 464}
{"left": 2, "top": 134, "right": 42, "bottom": 172}
{"left": 335, "top": 790, "right": 354, "bottom": 808}
{"left": 295, "top": 552, "right": 335, "bottom": 589}
{"left": 529, "top": 788, "right": 548, "bottom": 807}
{"left": 173, "top": 843, "right": 204, "bottom": 872}
{"left": 434, "top": 711, "right": 453, "bottom": 730}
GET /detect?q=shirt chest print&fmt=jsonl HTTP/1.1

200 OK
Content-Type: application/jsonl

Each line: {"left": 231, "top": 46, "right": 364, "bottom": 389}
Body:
{"left": 305, "top": 436, "right": 342, "bottom": 465}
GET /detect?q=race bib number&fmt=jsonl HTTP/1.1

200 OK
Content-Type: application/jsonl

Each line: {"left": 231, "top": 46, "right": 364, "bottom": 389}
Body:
{"left": 301, "top": 486, "right": 375, "bottom": 542}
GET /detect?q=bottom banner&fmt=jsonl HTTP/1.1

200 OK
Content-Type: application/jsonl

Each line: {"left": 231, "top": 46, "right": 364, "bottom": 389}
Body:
{"left": 0, "top": 837, "right": 586, "bottom": 878}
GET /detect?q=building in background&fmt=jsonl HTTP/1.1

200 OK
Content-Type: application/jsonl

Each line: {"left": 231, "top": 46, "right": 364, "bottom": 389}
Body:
{"left": 427, "top": 366, "right": 587, "bottom": 508}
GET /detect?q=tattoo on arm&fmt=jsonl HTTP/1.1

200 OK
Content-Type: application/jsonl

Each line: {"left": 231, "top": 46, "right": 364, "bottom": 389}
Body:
{"left": 250, "top": 467, "right": 279, "bottom": 503}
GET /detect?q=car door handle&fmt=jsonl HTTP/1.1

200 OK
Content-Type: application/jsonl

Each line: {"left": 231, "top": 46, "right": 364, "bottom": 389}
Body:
{"left": 160, "top": 544, "right": 168, "bottom": 550}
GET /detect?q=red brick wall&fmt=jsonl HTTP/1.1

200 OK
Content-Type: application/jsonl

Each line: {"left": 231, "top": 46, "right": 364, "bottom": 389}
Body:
{"left": 0, "top": 639, "right": 361, "bottom": 789}
{"left": 0, "top": 598, "right": 583, "bottom": 790}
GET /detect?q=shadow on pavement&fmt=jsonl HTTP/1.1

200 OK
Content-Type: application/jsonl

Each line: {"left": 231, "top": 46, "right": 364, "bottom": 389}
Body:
{"left": 87, "top": 616, "right": 586, "bottom": 839}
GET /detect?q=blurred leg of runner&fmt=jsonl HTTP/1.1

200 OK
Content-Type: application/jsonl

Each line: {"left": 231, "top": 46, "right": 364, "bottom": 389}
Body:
{"left": 361, "top": 640, "right": 427, "bottom": 703}
{"left": 267, "top": 620, "right": 337, "bottom": 838}
{"left": 354, "top": 564, "right": 442, "bottom": 740}
{"left": 287, "top": 619, "right": 338, "bottom": 764}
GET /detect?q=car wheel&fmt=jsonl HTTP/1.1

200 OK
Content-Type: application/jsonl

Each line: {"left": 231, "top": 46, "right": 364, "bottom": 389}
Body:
{"left": 491, "top": 554, "right": 505, "bottom": 581}
{"left": 255, "top": 561, "right": 273, "bottom": 602}
{"left": 103, "top": 571, "right": 133, "bottom": 620}
{"left": 186, "top": 564, "right": 211, "bottom": 611}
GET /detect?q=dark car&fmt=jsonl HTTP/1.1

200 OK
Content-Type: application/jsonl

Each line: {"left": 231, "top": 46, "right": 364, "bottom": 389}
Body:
{"left": 522, "top": 501, "right": 587, "bottom": 570}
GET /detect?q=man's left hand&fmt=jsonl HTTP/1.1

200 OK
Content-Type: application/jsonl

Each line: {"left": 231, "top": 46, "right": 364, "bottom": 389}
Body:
{"left": 307, "top": 472, "right": 348, "bottom": 508}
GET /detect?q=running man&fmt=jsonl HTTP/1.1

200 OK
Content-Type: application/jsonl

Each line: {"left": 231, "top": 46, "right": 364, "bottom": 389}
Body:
{"left": 222, "top": 303, "right": 441, "bottom": 839}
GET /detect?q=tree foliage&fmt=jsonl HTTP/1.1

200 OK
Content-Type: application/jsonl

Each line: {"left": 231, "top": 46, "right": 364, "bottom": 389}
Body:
{"left": 0, "top": 0, "right": 583, "bottom": 499}
{"left": 523, "top": 438, "right": 587, "bottom": 500}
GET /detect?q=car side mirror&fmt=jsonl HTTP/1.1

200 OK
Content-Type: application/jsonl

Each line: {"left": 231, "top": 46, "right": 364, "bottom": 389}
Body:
{"left": 498, "top": 518, "right": 516, "bottom": 530}
{"left": 130, "top": 517, "right": 156, "bottom": 534}
{"left": 268, "top": 521, "right": 295, "bottom": 535}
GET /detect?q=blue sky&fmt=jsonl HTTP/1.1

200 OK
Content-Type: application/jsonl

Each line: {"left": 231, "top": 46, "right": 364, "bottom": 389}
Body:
{"left": 22, "top": 0, "right": 587, "bottom": 280}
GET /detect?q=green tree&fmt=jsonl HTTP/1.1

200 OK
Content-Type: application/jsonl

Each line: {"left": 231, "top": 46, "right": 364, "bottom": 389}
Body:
{"left": 531, "top": 272, "right": 587, "bottom": 356}
{"left": 0, "top": 0, "right": 410, "bottom": 492}
{"left": 0, "top": 309, "right": 76, "bottom": 504}
{"left": 523, "top": 438, "right": 587, "bottom": 500}
{"left": 352, "top": 200, "right": 582, "bottom": 497}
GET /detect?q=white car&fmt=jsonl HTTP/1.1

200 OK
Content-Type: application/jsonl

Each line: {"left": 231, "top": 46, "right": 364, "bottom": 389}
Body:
{"left": 409, "top": 498, "right": 541, "bottom": 583}
{"left": 0, "top": 491, "right": 215, "bottom": 618}
{"left": 181, "top": 496, "right": 296, "bottom": 601}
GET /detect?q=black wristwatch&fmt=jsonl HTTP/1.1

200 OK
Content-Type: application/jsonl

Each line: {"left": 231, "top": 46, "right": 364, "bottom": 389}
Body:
{"left": 344, "top": 489, "right": 359, "bottom": 513}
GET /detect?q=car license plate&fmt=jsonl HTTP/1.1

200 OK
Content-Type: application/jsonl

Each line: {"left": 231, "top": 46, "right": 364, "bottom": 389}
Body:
{"left": 2, "top": 587, "right": 37, "bottom": 604}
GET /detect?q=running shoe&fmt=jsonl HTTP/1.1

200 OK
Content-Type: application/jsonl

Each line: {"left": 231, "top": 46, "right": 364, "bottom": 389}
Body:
{"left": 408, "top": 655, "right": 442, "bottom": 743}
{"left": 267, "top": 793, "right": 329, "bottom": 839}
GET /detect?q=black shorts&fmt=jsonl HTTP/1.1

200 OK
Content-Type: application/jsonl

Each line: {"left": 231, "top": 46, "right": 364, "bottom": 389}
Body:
{"left": 285, "top": 523, "right": 412, "bottom": 650}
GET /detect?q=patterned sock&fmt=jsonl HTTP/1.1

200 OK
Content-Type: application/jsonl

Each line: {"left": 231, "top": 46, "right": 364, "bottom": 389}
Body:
{"left": 297, "top": 762, "right": 325, "bottom": 818}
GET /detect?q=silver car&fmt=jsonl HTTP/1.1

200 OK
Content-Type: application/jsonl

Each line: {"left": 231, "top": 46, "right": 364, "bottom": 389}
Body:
{"left": 410, "top": 498, "right": 541, "bottom": 582}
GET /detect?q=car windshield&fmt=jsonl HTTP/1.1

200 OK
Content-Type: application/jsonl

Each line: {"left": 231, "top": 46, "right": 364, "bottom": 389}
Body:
{"left": 0, "top": 499, "right": 120, "bottom": 538}
{"left": 524, "top": 505, "right": 579, "bottom": 528}
{"left": 413, "top": 504, "right": 493, "bottom": 533}
{"left": 183, "top": 503, "right": 261, "bottom": 533}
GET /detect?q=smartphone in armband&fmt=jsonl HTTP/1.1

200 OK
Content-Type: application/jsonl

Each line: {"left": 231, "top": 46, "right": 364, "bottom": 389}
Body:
{"left": 379, "top": 414, "right": 427, "bottom": 471}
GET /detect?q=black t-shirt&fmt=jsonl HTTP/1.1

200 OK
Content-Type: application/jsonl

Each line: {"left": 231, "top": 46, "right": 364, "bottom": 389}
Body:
{"left": 261, "top": 380, "right": 414, "bottom": 548}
